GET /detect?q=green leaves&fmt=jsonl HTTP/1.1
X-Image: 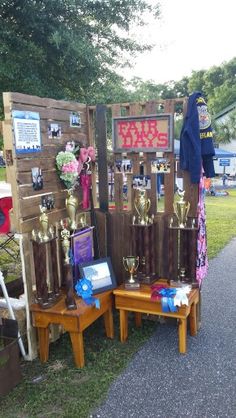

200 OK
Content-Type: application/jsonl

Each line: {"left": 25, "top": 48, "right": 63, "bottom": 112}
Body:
{"left": 0, "top": 0, "right": 160, "bottom": 110}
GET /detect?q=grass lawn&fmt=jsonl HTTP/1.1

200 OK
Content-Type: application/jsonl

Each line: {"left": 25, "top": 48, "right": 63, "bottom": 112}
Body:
{"left": 0, "top": 189, "right": 236, "bottom": 417}
{"left": 0, "top": 167, "right": 6, "bottom": 182}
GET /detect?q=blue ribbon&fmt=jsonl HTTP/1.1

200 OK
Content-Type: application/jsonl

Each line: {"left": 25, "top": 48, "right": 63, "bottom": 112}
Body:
{"left": 75, "top": 278, "right": 100, "bottom": 309}
{"left": 158, "top": 288, "right": 177, "bottom": 313}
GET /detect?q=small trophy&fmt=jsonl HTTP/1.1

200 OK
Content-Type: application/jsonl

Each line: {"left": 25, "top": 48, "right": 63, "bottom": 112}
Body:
{"left": 123, "top": 256, "right": 140, "bottom": 290}
{"left": 173, "top": 190, "right": 190, "bottom": 228}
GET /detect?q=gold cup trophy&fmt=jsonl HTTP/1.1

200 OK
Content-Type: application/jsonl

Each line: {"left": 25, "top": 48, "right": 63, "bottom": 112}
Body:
{"left": 133, "top": 189, "right": 151, "bottom": 225}
{"left": 173, "top": 190, "right": 190, "bottom": 228}
{"left": 123, "top": 256, "right": 140, "bottom": 290}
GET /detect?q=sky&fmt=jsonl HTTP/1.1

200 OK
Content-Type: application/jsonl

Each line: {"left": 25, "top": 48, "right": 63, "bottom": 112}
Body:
{"left": 121, "top": 0, "right": 236, "bottom": 84}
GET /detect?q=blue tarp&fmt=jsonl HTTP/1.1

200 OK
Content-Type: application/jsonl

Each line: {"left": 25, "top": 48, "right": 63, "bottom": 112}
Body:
{"left": 174, "top": 140, "right": 236, "bottom": 158}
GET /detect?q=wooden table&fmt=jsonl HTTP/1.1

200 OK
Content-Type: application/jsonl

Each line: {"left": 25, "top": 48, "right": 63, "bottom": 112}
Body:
{"left": 113, "top": 280, "right": 199, "bottom": 353}
{"left": 30, "top": 290, "right": 114, "bottom": 368}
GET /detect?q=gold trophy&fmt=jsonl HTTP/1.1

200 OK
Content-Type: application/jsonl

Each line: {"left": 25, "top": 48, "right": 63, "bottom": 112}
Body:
{"left": 66, "top": 189, "right": 79, "bottom": 230}
{"left": 123, "top": 256, "right": 140, "bottom": 289}
{"left": 134, "top": 189, "right": 151, "bottom": 225}
{"left": 39, "top": 205, "right": 50, "bottom": 241}
{"left": 173, "top": 190, "right": 190, "bottom": 228}
{"left": 61, "top": 227, "right": 71, "bottom": 265}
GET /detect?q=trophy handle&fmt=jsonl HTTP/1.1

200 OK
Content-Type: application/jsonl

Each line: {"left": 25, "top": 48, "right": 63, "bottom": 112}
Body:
{"left": 122, "top": 257, "right": 129, "bottom": 272}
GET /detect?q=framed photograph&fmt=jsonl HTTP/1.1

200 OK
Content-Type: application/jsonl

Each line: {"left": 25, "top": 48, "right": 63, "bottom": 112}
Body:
{"left": 48, "top": 123, "right": 62, "bottom": 138}
{"left": 70, "top": 112, "right": 81, "bottom": 128}
{"left": 79, "top": 257, "right": 117, "bottom": 295}
{"left": 132, "top": 175, "right": 151, "bottom": 190}
{"left": 31, "top": 167, "right": 43, "bottom": 191}
{"left": 151, "top": 158, "right": 171, "bottom": 174}
{"left": 112, "top": 113, "right": 173, "bottom": 153}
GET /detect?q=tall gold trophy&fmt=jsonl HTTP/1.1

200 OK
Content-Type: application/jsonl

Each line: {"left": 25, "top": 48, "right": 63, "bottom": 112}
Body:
{"left": 123, "top": 256, "right": 140, "bottom": 290}
{"left": 134, "top": 189, "right": 151, "bottom": 225}
{"left": 173, "top": 190, "right": 190, "bottom": 228}
{"left": 66, "top": 189, "right": 79, "bottom": 230}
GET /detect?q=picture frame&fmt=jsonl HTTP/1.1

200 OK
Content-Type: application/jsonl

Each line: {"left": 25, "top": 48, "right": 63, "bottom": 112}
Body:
{"left": 78, "top": 257, "right": 117, "bottom": 295}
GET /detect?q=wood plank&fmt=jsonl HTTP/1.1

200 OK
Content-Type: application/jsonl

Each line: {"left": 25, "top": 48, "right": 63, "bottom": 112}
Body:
{"left": 163, "top": 99, "right": 175, "bottom": 214}
{"left": 96, "top": 104, "right": 108, "bottom": 212}
{"left": 11, "top": 92, "right": 86, "bottom": 110}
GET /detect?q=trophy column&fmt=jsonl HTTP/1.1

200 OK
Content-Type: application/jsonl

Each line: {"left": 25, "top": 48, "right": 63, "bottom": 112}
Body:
{"left": 131, "top": 223, "right": 157, "bottom": 284}
{"left": 31, "top": 206, "right": 60, "bottom": 308}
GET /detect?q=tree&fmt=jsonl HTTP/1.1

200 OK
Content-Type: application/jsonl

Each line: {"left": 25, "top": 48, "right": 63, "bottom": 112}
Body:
{"left": 187, "top": 70, "right": 206, "bottom": 95}
{"left": 0, "top": 0, "right": 161, "bottom": 110}
{"left": 213, "top": 109, "right": 236, "bottom": 144}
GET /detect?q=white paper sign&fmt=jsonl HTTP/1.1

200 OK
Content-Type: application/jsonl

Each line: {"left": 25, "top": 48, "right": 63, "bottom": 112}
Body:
{"left": 12, "top": 110, "right": 41, "bottom": 153}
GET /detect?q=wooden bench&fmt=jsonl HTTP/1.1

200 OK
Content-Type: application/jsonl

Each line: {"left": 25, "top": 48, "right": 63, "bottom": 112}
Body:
{"left": 30, "top": 290, "right": 114, "bottom": 368}
{"left": 113, "top": 280, "right": 199, "bottom": 353}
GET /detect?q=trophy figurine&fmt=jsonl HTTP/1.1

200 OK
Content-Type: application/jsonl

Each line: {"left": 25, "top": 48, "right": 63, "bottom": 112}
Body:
{"left": 123, "top": 256, "right": 140, "bottom": 290}
{"left": 61, "top": 227, "right": 77, "bottom": 310}
{"left": 66, "top": 189, "right": 79, "bottom": 230}
{"left": 134, "top": 189, "right": 151, "bottom": 225}
{"left": 173, "top": 190, "right": 190, "bottom": 228}
{"left": 39, "top": 205, "right": 50, "bottom": 241}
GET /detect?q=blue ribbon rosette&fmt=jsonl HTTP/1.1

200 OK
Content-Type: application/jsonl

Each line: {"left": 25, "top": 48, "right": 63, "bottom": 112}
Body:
{"left": 157, "top": 288, "right": 177, "bottom": 313}
{"left": 75, "top": 278, "right": 100, "bottom": 309}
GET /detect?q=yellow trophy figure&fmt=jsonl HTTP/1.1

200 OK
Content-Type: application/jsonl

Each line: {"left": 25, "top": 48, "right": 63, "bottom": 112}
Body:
{"left": 39, "top": 205, "right": 50, "bottom": 241}
{"left": 61, "top": 227, "right": 71, "bottom": 265}
{"left": 173, "top": 190, "right": 190, "bottom": 228}
{"left": 134, "top": 189, "right": 151, "bottom": 225}
{"left": 66, "top": 189, "right": 79, "bottom": 230}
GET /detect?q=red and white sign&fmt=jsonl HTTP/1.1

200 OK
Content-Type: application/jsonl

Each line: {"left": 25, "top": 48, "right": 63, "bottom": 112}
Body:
{"left": 112, "top": 114, "right": 173, "bottom": 153}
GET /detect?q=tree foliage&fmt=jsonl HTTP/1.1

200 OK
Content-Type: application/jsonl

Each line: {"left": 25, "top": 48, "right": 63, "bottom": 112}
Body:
{"left": 0, "top": 0, "right": 160, "bottom": 107}
{"left": 213, "top": 109, "right": 236, "bottom": 144}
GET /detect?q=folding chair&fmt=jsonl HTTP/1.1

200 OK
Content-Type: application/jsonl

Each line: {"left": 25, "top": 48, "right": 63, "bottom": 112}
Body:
{"left": 0, "top": 196, "right": 19, "bottom": 261}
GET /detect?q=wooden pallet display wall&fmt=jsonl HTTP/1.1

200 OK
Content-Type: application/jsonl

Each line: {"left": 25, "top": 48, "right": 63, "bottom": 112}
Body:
{"left": 89, "top": 99, "right": 197, "bottom": 284}
{"left": 3, "top": 92, "right": 90, "bottom": 359}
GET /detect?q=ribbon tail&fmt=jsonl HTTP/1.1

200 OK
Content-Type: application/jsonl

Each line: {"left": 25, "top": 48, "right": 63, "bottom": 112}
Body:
{"left": 84, "top": 297, "right": 100, "bottom": 309}
{"left": 168, "top": 297, "right": 178, "bottom": 312}
{"left": 161, "top": 296, "right": 169, "bottom": 312}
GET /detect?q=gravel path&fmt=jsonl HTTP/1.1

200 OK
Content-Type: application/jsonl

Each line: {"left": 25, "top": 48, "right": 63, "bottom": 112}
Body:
{"left": 92, "top": 238, "right": 236, "bottom": 418}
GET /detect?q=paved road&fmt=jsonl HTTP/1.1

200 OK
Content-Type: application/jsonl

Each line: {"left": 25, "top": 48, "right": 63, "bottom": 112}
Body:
{"left": 92, "top": 238, "right": 236, "bottom": 418}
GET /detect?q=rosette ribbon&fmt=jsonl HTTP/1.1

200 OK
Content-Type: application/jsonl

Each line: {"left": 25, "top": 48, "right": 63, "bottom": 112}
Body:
{"left": 75, "top": 278, "right": 100, "bottom": 309}
{"left": 151, "top": 285, "right": 177, "bottom": 313}
{"left": 173, "top": 286, "right": 191, "bottom": 307}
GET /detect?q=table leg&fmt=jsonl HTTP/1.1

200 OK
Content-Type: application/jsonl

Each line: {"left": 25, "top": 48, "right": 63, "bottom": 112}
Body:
{"left": 135, "top": 312, "right": 142, "bottom": 328}
{"left": 69, "top": 332, "right": 84, "bottom": 368}
{"left": 104, "top": 308, "right": 114, "bottom": 339}
{"left": 178, "top": 318, "right": 187, "bottom": 354}
{"left": 189, "top": 302, "right": 197, "bottom": 336}
{"left": 38, "top": 327, "right": 49, "bottom": 363}
{"left": 120, "top": 309, "right": 128, "bottom": 342}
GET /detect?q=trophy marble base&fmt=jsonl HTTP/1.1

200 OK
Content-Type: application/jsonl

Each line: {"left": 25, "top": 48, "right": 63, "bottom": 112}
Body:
{"left": 124, "top": 281, "right": 141, "bottom": 290}
{"left": 137, "top": 272, "right": 157, "bottom": 285}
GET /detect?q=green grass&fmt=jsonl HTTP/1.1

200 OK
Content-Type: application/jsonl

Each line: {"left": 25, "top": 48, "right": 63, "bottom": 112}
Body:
{"left": 0, "top": 315, "right": 157, "bottom": 418}
{"left": 0, "top": 188, "right": 236, "bottom": 418}
{"left": 0, "top": 167, "right": 6, "bottom": 181}
{"left": 205, "top": 189, "right": 236, "bottom": 259}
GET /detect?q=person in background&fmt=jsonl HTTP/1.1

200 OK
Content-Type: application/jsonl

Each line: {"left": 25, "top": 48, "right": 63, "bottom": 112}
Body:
{"left": 222, "top": 173, "right": 228, "bottom": 187}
